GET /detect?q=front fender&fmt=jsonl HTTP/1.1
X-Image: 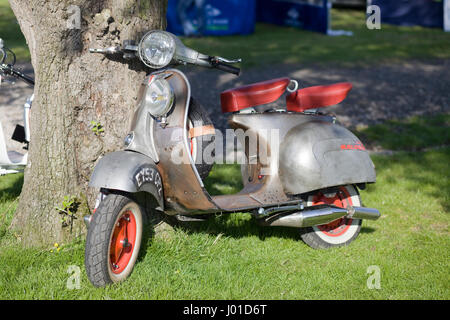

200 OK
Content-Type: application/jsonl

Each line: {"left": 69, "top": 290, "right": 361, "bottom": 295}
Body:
{"left": 89, "top": 151, "right": 164, "bottom": 210}
{"left": 278, "top": 121, "right": 376, "bottom": 195}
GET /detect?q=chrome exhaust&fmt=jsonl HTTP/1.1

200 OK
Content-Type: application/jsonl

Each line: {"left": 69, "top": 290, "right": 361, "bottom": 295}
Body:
{"left": 261, "top": 205, "right": 380, "bottom": 228}
{"left": 347, "top": 206, "right": 381, "bottom": 220}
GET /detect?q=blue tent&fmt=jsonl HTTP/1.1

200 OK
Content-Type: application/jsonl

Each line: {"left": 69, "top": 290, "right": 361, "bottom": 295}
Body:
{"left": 256, "top": 0, "right": 330, "bottom": 34}
{"left": 370, "top": 0, "right": 444, "bottom": 29}
{"left": 166, "top": 0, "right": 256, "bottom": 36}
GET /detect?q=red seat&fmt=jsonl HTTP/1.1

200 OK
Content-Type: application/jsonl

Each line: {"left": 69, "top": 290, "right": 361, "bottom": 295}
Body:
{"left": 286, "top": 82, "right": 352, "bottom": 113}
{"left": 221, "top": 77, "right": 290, "bottom": 113}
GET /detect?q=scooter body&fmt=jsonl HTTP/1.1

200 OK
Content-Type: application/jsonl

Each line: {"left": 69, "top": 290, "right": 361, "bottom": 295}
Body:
{"left": 84, "top": 30, "right": 381, "bottom": 287}
{"left": 90, "top": 68, "right": 375, "bottom": 215}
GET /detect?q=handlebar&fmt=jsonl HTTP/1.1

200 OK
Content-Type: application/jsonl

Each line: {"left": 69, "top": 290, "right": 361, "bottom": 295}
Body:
{"left": 2, "top": 65, "right": 35, "bottom": 86}
{"left": 90, "top": 38, "right": 242, "bottom": 76}
{"left": 210, "top": 59, "right": 241, "bottom": 76}
{"left": 0, "top": 39, "right": 34, "bottom": 86}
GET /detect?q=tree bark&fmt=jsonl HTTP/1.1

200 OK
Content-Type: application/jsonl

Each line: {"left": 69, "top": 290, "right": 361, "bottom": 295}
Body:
{"left": 8, "top": 0, "right": 167, "bottom": 246}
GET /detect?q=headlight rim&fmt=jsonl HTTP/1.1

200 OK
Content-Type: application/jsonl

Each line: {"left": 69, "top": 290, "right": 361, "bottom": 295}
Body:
{"left": 138, "top": 30, "right": 176, "bottom": 69}
{"left": 145, "top": 77, "right": 175, "bottom": 118}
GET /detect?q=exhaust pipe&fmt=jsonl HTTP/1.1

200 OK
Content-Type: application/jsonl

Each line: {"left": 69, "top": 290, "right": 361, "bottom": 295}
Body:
{"left": 347, "top": 206, "right": 381, "bottom": 220}
{"left": 262, "top": 205, "right": 380, "bottom": 228}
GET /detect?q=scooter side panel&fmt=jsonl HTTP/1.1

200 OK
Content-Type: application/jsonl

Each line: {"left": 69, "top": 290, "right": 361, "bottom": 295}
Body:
{"left": 125, "top": 78, "right": 159, "bottom": 163}
{"left": 152, "top": 70, "right": 218, "bottom": 214}
{"left": 89, "top": 151, "right": 164, "bottom": 210}
{"left": 279, "top": 121, "right": 376, "bottom": 195}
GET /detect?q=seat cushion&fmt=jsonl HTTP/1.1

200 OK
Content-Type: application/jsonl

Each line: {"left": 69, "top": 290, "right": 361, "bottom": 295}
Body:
{"left": 221, "top": 77, "right": 290, "bottom": 113}
{"left": 286, "top": 82, "right": 353, "bottom": 112}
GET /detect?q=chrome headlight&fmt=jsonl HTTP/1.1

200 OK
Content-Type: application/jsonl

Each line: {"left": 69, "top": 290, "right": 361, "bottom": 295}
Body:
{"left": 138, "top": 31, "right": 176, "bottom": 69}
{"left": 145, "top": 77, "right": 174, "bottom": 117}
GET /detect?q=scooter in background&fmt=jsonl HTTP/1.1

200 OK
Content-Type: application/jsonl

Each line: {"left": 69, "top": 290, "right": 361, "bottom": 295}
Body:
{"left": 0, "top": 38, "right": 34, "bottom": 176}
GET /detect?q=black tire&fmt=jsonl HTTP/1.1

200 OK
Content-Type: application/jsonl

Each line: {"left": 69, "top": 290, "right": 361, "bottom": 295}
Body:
{"left": 85, "top": 193, "right": 144, "bottom": 287}
{"left": 300, "top": 185, "right": 362, "bottom": 249}
{"left": 188, "top": 97, "right": 215, "bottom": 180}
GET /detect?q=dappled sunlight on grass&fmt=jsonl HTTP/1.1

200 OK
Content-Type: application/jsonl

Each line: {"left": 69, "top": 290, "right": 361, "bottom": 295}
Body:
{"left": 355, "top": 114, "right": 450, "bottom": 151}
{"left": 0, "top": 0, "right": 449, "bottom": 295}
{"left": 0, "top": 173, "right": 23, "bottom": 245}
{"left": 364, "top": 149, "right": 450, "bottom": 213}
{"left": 203, "top": 164, "right": 243, "bottom": 196}
{"left": 183, "top": 9, "right": 450, "bottom": 68}
{"left": 0, "top": 147, "right": 449, "bottom": 299}
{"left": 0, "top": 114, "right": 449, "bottom": 299}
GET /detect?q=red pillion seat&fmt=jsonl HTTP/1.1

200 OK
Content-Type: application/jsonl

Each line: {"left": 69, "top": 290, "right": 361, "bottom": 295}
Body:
{"left": 286, "top": 82, "right": 353, "bottom": 112}
{"left": 220, "top": 77, "right": 290, "bottom": 113}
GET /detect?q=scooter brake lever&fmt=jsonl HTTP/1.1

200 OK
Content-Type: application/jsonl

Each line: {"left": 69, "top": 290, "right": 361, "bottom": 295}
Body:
{"left": 214, "top": 56, "right": 242, "bottom": 64}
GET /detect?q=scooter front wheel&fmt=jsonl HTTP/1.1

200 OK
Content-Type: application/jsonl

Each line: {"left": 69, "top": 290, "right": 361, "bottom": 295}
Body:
{"left": 300, "top": 185, "right": 362, "bottom": 249}
{"left": 85, "top": 193, "right": 144, "bottom": 287}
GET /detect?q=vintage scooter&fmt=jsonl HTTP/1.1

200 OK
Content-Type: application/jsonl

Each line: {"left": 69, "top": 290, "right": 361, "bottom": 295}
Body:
{"left": 84, "top": 30, "right": 381, "bottom": 287}
{"left": 0, "top": 39, "right": 34, "bottom": 176}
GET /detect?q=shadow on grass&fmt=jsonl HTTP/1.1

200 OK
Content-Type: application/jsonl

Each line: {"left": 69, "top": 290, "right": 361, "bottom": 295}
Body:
{"left": 177, "top": 214, "right": 303, "bottom": 243}
{"left": 203, "top": 164, "right": 243, "bottom": 196}
{"left": 185, "top": 163, "right": 383, "bottom": 242}
{"left": 177, "top": 216, "right": 377, "bottom": 243}
{"left": 355, "top": 114, "right": 450, "bottom": 151}
{"left": 190, "top": 121, "right": 450, "bottom": 240}
{"left": 0, "top": 173, "right": 23, "bottom": 202}
{"left": 366, "top": 148, "right": 450, "bottom": 212}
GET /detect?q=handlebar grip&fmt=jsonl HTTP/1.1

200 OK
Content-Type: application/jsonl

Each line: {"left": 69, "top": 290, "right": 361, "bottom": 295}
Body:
{"left": 214, "top": 61, "right": 240, "bottom": 76}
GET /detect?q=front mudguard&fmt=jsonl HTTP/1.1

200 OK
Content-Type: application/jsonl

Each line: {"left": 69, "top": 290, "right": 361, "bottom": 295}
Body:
{"left": 278, "top": 121, "right": 376, "bottom": 195}
{"left": 89, "top": 151, "right": 164, "bottom": 211}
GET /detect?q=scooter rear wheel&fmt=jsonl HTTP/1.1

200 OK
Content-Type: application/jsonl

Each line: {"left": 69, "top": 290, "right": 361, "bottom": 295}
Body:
{"left": 85, "top": 193, "right": 143, "bottom": 287}
{"left": 300, "top": 185, "right": 362, "bottom": 249}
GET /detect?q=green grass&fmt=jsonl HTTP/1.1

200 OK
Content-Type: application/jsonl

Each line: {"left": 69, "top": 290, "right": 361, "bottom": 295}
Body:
{"left": 0, "top": 116, "right": 449, "bottom": 299}
{"left": 183, "top": 9, "right": 450, "bottom": 68}
{"left": 2, "top": 1, "right": 450, "bottom": 65}
{"left": 355, "top": 114, "right": 450, "bottom": 151}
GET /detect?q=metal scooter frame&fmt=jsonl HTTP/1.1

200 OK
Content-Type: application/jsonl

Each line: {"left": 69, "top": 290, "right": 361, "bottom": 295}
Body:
{"left": 89, "top": 69, "right": 380, "bottom": 228}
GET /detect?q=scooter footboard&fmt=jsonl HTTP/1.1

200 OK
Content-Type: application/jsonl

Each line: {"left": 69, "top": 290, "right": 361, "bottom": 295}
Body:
{"left": 278, "top": 121, "right": 376, "bottom": 195}
{"left": 89, "top": 151, "right": 164, "bottom": 210}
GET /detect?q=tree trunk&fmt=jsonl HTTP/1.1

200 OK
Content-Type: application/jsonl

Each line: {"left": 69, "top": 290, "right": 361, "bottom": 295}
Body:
{"left": 8, "top": 0, "right": 167, "bottom": 246}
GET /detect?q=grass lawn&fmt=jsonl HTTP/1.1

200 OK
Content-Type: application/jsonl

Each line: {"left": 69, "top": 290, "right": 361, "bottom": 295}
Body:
{"left": 1, "top": 0, "right": 448, "bottom": 300}
{"left": 1, "top": 0, "right": 450, "bottom": 66}
{"left": 355, "top": 114, "right": 450, "bottom": 152}
{"left": 183, "top": 9, "right": 450, "bottom": 68}
{"left": 0, "top": 116, "right": 448, "bottom": 299}
{"left": 0, "top": 0, "right": 28, "bottom": 62}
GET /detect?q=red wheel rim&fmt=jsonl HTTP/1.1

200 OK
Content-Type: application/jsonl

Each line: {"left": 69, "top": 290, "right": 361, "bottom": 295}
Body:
{"left": 109, "top": 210, "right": 137, "bottom": 274}
{"left": 312, "top": 187, "right": 353, "bottom": 237}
